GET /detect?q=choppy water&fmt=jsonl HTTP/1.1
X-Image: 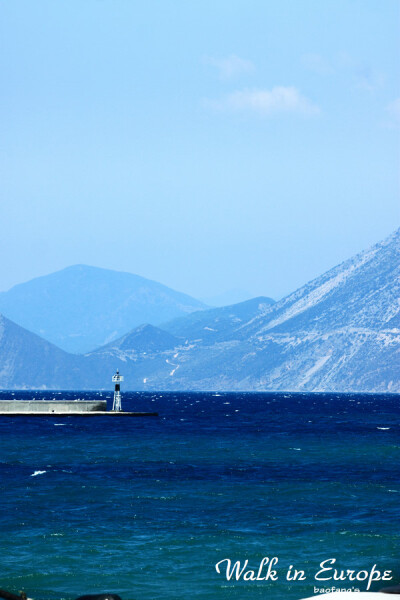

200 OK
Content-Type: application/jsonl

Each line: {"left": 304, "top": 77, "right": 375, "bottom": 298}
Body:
{"left": 0, "top": 391, "right": 399, "bottom": 600}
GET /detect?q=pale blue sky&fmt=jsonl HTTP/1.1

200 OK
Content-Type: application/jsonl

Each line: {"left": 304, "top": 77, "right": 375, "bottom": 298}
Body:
{"left": 0, "top": 0, "right": 399, "bottom": 300}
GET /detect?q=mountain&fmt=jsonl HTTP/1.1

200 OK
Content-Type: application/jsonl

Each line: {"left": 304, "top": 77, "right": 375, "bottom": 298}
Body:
{"left": 97, "top": 323, "right": 180, "bottom": 354}
{"left": 229, "top": 227, "right": 400, "bottom": 392}
{"left": 90, "top": 229, "right": 399, "bottom": 392}
{"left": 0, "top": 314, "right": 81, "bottom": 389}
{"left": 0, "top": 265, "right": 207, "bottom": 354}
{"left": 162, "top": 296, "right": 275, "bottom": 341}
{"left": 84, "top": 297, "right": 276, "bottom": 389}
{"left": 0, "top": 229, "right": 398, "bottom": 392}
{"left": 241, "top": 229, "right": 399, "bottom": 336}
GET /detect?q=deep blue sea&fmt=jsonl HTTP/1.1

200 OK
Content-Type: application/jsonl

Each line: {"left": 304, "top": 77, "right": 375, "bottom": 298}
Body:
{"left": 0, "top": 391, "right": 399, "bottom": 600}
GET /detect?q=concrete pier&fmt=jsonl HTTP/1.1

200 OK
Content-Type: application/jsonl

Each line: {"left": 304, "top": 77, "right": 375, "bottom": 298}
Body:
{"left": 0, "top": 400, "right": 106, "bottom": 413}
{"left": 0, "top": 401, "right": 158, "bottom": 417}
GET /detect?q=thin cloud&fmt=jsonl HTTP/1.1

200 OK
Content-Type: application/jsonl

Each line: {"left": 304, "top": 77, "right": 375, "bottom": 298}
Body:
{"left": 354, "top": 65, "right": 385, "bottom": 92}
{"left": 206, "top": 86, "right": 320, "bottom": 117}
{"left": 302, "top": 51, "right": 385, "bottom": 92}
{"left": 386, "top": 98, "right": 400, "bottom": 126}
{"left": 205, "top": 54, "right": 255, "bottom": 80}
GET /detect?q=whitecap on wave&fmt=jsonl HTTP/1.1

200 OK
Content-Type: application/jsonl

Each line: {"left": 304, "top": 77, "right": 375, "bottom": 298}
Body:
{"left": 30, "top": 470, "right": 47, "bottom": 477}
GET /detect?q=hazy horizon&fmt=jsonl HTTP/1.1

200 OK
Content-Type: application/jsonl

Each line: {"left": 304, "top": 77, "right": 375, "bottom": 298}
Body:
{"left": 1, "top": 1, "right": 399, "bottom": 300}
{"left": 1, "top": 224, "right": 397, "bottom": 304}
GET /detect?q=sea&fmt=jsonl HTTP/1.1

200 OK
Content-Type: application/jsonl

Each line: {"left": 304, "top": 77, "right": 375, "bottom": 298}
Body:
{"left": 0, "top": 390, "right": 399, "bottom": 600}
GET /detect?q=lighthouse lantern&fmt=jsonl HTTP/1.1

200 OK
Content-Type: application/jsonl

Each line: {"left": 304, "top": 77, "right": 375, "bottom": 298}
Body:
{"left": 112, "top": 369, "right": 124, "bottom": 411}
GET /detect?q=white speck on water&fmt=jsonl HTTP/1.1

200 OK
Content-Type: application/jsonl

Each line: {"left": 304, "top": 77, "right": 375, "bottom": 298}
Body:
{"left": 31, "top": 470, "right": 47, "bottom": 477}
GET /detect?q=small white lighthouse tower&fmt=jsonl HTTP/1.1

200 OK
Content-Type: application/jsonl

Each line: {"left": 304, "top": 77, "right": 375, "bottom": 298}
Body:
{"left": 112, "top": 369, "right": 124, "bottom": 411}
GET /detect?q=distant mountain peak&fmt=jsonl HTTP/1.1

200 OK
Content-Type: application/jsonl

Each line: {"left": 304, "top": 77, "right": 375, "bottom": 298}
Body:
{"left": 92, "top": 323, "right": 181, "bottom": 356}
{"left": 0, "top": 265, "right": 207, "bottom": 353}
{"left": 0, "top": 229, "right": 398, "bottom": 392}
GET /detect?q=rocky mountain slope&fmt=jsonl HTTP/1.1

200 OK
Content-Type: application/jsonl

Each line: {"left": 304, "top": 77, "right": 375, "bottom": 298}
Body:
{"left": 0, "top": 265, "right": 207, "bottom": 354}
{"left": 0, "top": 229, "right": 398, "bottom": 392}
{"left": 0, "top": 314, "right": 81, "bottom": 389}
{"left": 232, "top": 227, "right": 400, "bottom": 391}
{"left": 162, "top": 296, "right": 275, "bottom": 342}
{"left": 91, "top": 228, "right": 399, "bottom": 392}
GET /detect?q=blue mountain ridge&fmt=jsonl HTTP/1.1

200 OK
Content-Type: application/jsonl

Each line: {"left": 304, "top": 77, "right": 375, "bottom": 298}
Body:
{"left": 0, "top": 265, "right": 207, "bottom": 354}
{"left": 0, "top": 229, "right": 398, "bottom": 391}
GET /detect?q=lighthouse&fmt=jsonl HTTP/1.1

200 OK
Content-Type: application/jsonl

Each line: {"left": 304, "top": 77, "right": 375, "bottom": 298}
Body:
{"left": 112, "top": 369, "right": 124, "bottom": 411}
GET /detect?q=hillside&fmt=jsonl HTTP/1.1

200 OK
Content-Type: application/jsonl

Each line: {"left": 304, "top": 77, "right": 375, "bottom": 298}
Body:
{"left": 94, "top": 229, "right": 399, "bottom": 392}
{"left": 0, "top": 314, "right": 81, "bottom": 389}
{"left": 161, "top": 296, "right": 275, "bottom": 342}
{"left": 0, "top": 265, "right": 207, "bottom": 353}
{"left": 0, "top": 229, "right": 398, "bottom": 392}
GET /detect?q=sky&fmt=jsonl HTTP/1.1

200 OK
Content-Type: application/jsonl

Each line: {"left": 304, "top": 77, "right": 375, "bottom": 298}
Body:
{"left": 0, "top": 0, "right": 399, "bottom": 301}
